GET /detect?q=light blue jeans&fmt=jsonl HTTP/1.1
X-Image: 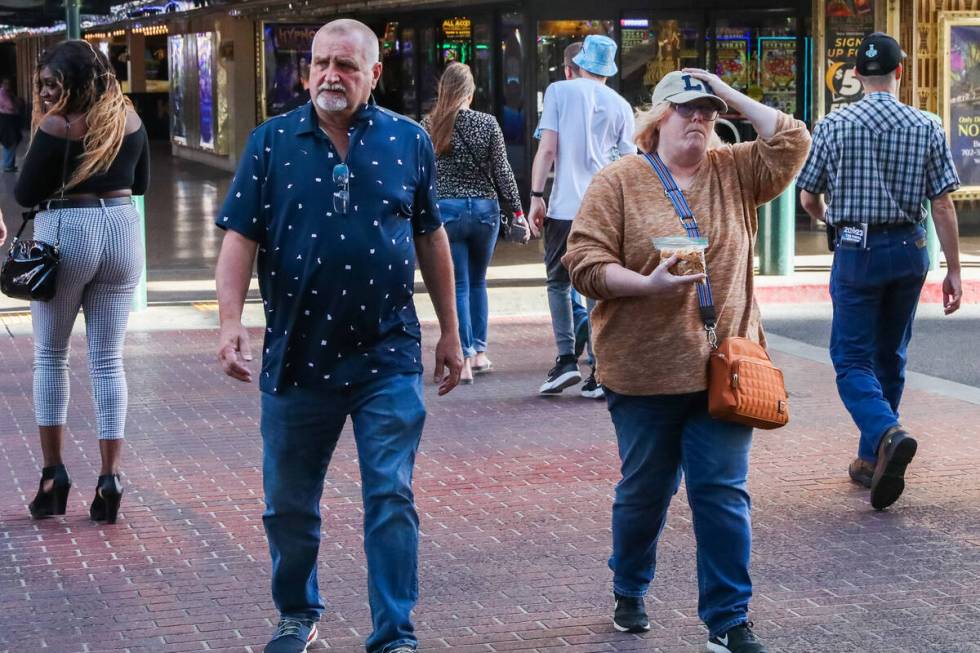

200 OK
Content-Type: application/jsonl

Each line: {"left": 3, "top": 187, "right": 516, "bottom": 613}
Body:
{"left": 438, "top": 198, "right": 499, "bottom": 358}
{"left": 606, "top": 390, "right": 754, "bottom": 638}
{"left": 260, "top": 373, "right": 426, "bottom": 653}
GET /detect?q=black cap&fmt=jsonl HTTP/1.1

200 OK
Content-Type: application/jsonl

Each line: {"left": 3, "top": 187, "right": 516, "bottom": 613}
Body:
{"left": 856, "top": 32, "right": 907, "bottom": 76}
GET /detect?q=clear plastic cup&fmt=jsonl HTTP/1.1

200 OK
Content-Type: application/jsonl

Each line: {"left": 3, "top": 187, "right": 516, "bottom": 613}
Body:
{"left": 652, "top": 236, "right": 708, "bottom": 276}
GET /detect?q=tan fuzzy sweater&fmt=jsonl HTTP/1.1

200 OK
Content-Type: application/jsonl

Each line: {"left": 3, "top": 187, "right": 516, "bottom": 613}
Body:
{"left": 562, "top": 113, "right": 811, "bottom": 395}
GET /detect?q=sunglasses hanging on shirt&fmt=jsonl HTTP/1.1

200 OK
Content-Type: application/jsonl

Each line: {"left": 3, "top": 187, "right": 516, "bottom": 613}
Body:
{"left": 332, "top": 162, "right": 349, "bottom": 215}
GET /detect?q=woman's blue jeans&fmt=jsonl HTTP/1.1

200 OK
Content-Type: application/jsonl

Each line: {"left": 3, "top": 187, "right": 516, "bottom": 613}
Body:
{"left": 605, "top": 390, "right": 754, "bottom": 638}
{"left": 260, "top": 373, "right": 426, "bottom": 653}
{"left": 437, "top": 198, "right": 499, "bottom": 359}
{"left": 2, "top": 144, "right": 15, "bottom": 169}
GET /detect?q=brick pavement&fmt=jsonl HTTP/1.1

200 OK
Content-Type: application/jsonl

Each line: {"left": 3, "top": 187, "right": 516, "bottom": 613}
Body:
{"left": 2, "top": 317, "right": 980, "bottom": 652}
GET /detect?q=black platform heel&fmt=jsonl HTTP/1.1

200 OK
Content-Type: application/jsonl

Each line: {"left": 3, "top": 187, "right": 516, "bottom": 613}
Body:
{"left": 29, "top": 464, "right": 72, "bottom": 519}
{"left": 90, "top": 474, "right": 123, "bottom": 524}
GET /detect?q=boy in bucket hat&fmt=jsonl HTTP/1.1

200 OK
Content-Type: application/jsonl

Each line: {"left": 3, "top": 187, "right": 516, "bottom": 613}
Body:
{"left": 528, "top": 34, "right": 636, "bottom": 399}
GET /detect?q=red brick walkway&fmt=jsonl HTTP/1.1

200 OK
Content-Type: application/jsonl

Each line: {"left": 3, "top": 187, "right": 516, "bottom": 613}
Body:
{"left": 2, "top": 318, "right": 979, "bottom": 652}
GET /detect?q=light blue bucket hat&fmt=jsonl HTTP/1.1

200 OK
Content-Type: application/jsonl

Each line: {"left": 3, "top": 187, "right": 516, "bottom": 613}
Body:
{"left": 572, "top": 34, "right": 618, "bottom": 77}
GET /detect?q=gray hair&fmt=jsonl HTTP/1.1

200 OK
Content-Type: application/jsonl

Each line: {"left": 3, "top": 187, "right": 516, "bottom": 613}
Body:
{"left": 312, "top": 19, "right": 380, "bottom": 64}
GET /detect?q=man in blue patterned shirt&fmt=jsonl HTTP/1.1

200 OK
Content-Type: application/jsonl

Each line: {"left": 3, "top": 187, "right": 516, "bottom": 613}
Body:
{"left": 799, "top": 32, "right": 962, "bottom": 512}
{"left": 213, "top": 19, "right": 461, "bottom": 653}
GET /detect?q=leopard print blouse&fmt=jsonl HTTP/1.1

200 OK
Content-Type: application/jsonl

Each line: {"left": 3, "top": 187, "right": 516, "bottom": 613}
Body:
{"left": 421, "top": 109, "right": 523, "bottom": 215}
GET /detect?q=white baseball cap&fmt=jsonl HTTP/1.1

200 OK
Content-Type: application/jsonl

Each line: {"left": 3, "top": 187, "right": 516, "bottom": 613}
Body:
{"left": 651, "top": 71, "right": 728, "bottom": 113}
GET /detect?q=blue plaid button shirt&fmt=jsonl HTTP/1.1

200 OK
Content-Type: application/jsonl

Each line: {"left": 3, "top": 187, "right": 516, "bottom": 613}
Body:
{"left": 797, "top": 92, "right": 960, "bottom": 226}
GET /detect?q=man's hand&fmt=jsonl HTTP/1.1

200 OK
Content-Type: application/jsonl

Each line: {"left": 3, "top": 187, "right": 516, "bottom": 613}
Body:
{"left": 642, "top": 254, "right": 706, "bottom": 296}
{"left": 432, "top": 332, "right": 463, "bottom": 396}
{"left": 528, "top": 196, "right": 546, "bottom": 238}
{"left": 943, "top": 270, "right": 963, "bottom": 315}
{"left": 217, "top": 322, "right": 254, "bottom": 382}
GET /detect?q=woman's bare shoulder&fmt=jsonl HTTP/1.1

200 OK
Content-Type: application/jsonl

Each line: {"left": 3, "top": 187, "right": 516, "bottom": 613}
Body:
{"left": 37, "top": 114, "right": 70, "bottom": 138}
{"left": 125, "top": 108, "right": 143, "bottom": 135}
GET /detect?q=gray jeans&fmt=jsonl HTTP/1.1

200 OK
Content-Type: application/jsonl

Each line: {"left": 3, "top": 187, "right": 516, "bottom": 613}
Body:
{"left": 543, "top": 217, "right": 594, "bottom": 360}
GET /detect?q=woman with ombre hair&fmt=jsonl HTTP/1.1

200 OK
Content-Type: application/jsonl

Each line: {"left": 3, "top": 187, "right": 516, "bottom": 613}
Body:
{"left": 14, "top": 39, "right": 150, "bottom": 525}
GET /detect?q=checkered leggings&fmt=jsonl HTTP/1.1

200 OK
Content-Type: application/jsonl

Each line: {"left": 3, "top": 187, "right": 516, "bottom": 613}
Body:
{"left": 31, "top": 202, "right": 143, "bottom": 440}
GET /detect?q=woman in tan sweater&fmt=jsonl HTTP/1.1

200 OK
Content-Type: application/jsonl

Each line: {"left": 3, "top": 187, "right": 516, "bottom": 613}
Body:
{"left": 563, "top": 69, "right": 810, "bottom": 653}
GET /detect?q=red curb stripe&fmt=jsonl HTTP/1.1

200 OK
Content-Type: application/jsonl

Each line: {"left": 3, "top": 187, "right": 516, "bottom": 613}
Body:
{"left": 755, "top": 279, "right": 980, "bottom": 304}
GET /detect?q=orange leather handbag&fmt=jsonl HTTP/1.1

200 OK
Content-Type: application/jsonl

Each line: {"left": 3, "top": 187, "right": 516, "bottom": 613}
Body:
{"left": 645, "top": 152, "right": 789, "bottom": 430}
{"left": 707, "top": 336, "right": 789, "bottom": 430}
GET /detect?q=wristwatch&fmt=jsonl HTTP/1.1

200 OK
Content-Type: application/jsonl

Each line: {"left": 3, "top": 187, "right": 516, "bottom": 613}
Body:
{"left": 530, "top": 190, "right": 545, "bottom": 198}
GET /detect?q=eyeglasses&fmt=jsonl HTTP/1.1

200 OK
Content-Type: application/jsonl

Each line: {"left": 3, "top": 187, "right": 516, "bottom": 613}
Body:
{"left": 332, "top": 162, "right": 349, "bottom": 215}
{"left": 673, "top": 103, "right": 719, "bottom": 121}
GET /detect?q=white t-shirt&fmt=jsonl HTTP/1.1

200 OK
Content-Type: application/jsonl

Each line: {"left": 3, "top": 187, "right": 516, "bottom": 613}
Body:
{"left": 534, "top": 77, "right": 636, "bottom": 220}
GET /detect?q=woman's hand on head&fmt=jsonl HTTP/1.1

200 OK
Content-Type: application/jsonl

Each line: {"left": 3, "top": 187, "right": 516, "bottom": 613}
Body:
{"left": 641, "top": 253, "right": 706, "bottom": 296}
{"left": 680, "top": 68, "right": 736, "bottom": 103}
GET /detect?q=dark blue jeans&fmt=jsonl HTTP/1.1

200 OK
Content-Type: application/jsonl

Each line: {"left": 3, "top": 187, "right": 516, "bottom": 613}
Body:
{"left": 829, "top": 224, "right": 929, "bottom": 462}
{"left": 260, "top": 373, "right": 426, "bottom": 653}
{"left": 606, "top": 390, "right": 753, "bottom": 638}
{"left": 438, "top": 198, "right": 499, "bottom": 358}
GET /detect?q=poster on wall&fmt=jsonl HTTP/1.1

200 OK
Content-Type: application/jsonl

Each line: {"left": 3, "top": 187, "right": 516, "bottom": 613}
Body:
{"left": 198, "top": 32, "right": 215, "bottom": 151}
{"left": 264, "top": 23, "right": 318, "bottom": 119}
{"left": 941, "top": 16, "right": 980, "bottom": 192}
{"left": 716, "top": 39, "right": 748, "bottom": 92}
{"left": 759, "top": 38, "right": 796, "bottom": 114}
{"left": 823, "top": 0, "right": 874, "bottom": 113}
{"left": 168, "top": 35, "right": 187, "bottom": 145}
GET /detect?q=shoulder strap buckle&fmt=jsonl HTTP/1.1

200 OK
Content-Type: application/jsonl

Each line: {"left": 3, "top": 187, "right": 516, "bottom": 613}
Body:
{"left": 705, "top": 325, "right": 719, "bottom": 350}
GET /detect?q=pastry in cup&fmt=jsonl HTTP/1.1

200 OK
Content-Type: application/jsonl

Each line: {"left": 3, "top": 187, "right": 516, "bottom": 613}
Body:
{"left": 660, "top": 246, "right": 706, "bottom": 276}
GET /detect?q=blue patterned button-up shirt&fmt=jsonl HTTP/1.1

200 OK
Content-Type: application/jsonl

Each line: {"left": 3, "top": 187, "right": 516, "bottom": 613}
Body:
{"left": 797, "top": 92, "right": 960, "bottom": 226}
{"left": 216, "top": 100, "right": 442, "bottom": 394}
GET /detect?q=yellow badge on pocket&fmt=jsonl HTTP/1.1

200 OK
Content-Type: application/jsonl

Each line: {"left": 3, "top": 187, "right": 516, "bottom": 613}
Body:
{"left": 915, "top": 238, "right": 927, "bottom": 249}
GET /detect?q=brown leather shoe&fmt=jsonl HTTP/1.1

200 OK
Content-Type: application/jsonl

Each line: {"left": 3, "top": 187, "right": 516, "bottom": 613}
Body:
{"left": 848, "top": 458, "right": 874, "bottom": 488}
{"left": 870, "top": 428, "right": 917, "bottom": 511}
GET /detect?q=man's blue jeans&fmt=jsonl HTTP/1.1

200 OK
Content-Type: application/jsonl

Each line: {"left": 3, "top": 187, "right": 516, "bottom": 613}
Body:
{"left": 2, "top": 144, "right": 15, "bottom": 169}
{"left": 605, "top": 390, "right": 753, "bottom": 638}
{"left": 438, "top": 198, "right": 499, "bottom": 358}
{"left": 829, "top": 224, "right": 929, "bottom": 462}
{"left": 260, "top": 373, "right": 426, "bottom": 653}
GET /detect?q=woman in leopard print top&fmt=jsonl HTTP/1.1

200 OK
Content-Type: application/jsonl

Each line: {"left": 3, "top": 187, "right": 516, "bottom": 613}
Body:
{"left": 422, "top": 62, "right": 526, "bottom": 384}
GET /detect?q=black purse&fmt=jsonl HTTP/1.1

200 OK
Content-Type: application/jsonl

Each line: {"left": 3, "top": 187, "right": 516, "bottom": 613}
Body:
{"left": 0, "top": 212, "right": 61, "bottom": 301}
{"left": 456, "top": 126, "right": 530, "bottom": 244}
{"left": 1, "top": 118, "right": 70, "bottom": 302}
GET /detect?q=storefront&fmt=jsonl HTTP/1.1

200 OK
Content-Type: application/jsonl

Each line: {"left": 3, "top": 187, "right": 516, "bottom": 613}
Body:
{"left": 85, "top": 25, "right": 171, "bottom": 140}
{"left": 257, "top": 9, "right": 527, "bottom": 183}
{"left": 168, "top": 28, "right": 229, "bottom": 154}
{"left": 253, "top": 0, "right": 810, "bottom": 200}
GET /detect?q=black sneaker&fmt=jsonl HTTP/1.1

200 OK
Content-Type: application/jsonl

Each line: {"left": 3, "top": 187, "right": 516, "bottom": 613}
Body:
{"left": 707, "top": 621, "right": 767, "bottom": 653}
{"left": 265, "top": 617, "right": 317, "bottom": 652}
{"left": 538, "top": 355, "right": 581, "bottom": 394}
{"left": 612, "top": 593, "right": 650, "bottom": 633}
{"left": 580, "top": 370, "right": 604, "bottom": 399}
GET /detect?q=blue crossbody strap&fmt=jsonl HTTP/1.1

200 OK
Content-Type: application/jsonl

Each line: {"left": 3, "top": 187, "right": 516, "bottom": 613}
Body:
{"left": 644, "top": 153, "right": 718, "bottom": 337}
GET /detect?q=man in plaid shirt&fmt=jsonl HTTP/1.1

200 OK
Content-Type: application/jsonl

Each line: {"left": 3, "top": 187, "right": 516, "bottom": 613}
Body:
{"left": 799, "top": 32, "right": 963, "bottom": 511}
